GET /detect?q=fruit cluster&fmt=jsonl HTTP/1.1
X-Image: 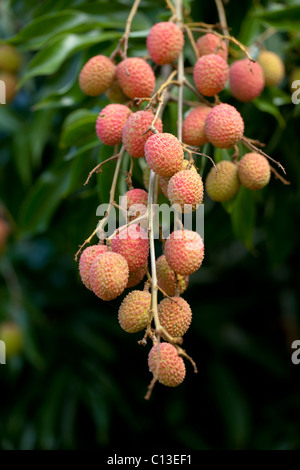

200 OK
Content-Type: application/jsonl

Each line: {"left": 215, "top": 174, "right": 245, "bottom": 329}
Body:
{"left": 75, "top": 6, "right": 286, "bottom": 397}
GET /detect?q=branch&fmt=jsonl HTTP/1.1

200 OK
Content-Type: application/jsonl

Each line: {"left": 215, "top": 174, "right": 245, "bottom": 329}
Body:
{"left": 214, "top": 0, "right": 229, "bottom": 38}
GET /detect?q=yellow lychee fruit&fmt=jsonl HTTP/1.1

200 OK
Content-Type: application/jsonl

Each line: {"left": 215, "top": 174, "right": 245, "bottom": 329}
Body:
{"left": 105, "top": 80, "right": 127, "bottom": 103}
{"left": 90, "top": 251, "right": 129, "bottom": 301}
{"left": 146, "top": 22, "right": 184, "bottom": 65}
{"left": 258, "top": 51, "right": 285, "bottom": 87}
{"left": 148, "top": 342, "right": 186, "bottom": 387}
{"left": 164, "top": 229, "right": 205, "bottom": 276}
{"left": 238, "top": 152, "right": 271, "bottom": 190}
{"left": 158, "top": 297, "right": 192, "bottom": 338}
{"left": 156, "top": 255, "right": 188, "bottom": 297}
{"left": 118, "top": 290, "right": 151, "bottom": 333}
{"left": 205, "top": 160, "right": 240, "bottom": 202}
{"left": 79, "top": 55, "right": 116, "bottom": 96}
{"left": 0, "top": 45, "right": 22, "bottom": 73}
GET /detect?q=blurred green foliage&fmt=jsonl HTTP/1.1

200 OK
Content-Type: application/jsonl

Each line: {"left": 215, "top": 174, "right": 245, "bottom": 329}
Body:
{"left": 0, "top": 0, "right": 300, "bottom": 450}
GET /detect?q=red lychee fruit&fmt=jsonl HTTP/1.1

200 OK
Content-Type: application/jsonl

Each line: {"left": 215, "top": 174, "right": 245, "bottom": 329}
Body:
{"left": 147, "top": 22, "right": 184, "bottom": 65}
{"left": 89, "top": 251, "right": 129, "bottom": 301}
{"left": 145, "top": 133, "right": 184, "bottom": 177}
{"left": 96, "top": 104, "right": 132, "bottom": 146}
{"left": 164, "top": 229, "right": 205, "bottom": 276}
{"left": 116, "top": 58, "right": 155, "bottom": 99}
{"left": 196, "top": 33, "right": 228, "bottom": 61}
{"left": 79, "top": 55, "right": 116, "bottom": 96}
{"left": 204, "top": 103, "right": 244, "bottom": 149}
{"left": 193, "top": 54, "right": 229, "bottom": 97}
{"left": 182, "top": 105, "right": 211, "bottom": 147}
{"left": 167, "top": 170, "right": 204, "bottom": 212}
{"left": 229, "top": 58, "right": 265, "bottom": 102}
{"left": 122, "top": 111, "right": 163, "bottom": 158}
{"left": 111, "top": 224, "right": 149, "bottom": 272}
{"left": 118, "top": 290, "right": 151, "bottom": 333}
{"left": 79, "top": 244, "right": 108, "bottom": 290}
{"left": 238, "top": 152, "right": 271, "bottom": 190}
{"left": 148, "top": 342, "right": 186, "bottom": 387}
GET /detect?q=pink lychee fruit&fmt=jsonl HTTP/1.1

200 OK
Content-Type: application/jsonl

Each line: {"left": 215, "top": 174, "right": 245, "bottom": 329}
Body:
{"left": 145, "top": 132, "right": 184, "bottom": 177}
{"left": 122, "top": 110, "right": 163, "bottom": 158}
{"left": 79, "top": 244, "right": 108, "bottom": 290}
{"left": 111, "top": 224, "right": 149, "bottom": 272}
{"left": 167, "top": 170, "right": 204, "bottom": 212}
{"left": 193, "top": 53, "right": 229, "bottom": 97}
{"left": 196, "top": 33, "right": 228, "bottom": 61}
{"left": 147, "top": 22, "right": 184, "bottom": 65}
{"left": 229, "top": 58, "right": 265, "bottom": 102}
{"left": 96, "top": 104, "right": 132, "bottom": 146}
{"left": 164, "top": 229, "right": 205, "bottom": 276}
{"left": 79, "top": 55, "right": 116, "bottom": 96}
{"left": 148, "top": 342, "right": 186, "bottom": 387}
{"left": 116, "top": 58, "right": 155, "bottom": 99}
{"left": 158, "top": 296, "right": 192, "bottom": 338}
{"left": 182, "top": 105, "right": 211, "bottom": 147}
{"left": 90, "top": 252, "right": 129, "bottom": 301}
{"left": 238, "top": 152, "right": 271, "bottom": 190}
{"left": 204, "top": 103, "right": 244, "bottom": 149}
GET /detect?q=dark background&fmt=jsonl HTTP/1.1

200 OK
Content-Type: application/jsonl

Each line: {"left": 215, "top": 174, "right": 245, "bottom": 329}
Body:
{"left": 0, "top": 0, "right": 300, "bottom": 450}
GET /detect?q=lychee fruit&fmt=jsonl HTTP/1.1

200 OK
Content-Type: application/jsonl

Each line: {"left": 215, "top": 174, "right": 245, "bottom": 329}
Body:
{"left": 79, "top": 55, "right": 116, "bottom": 96}
{"left": 111, "top": 223, "right": 149, "bottom": 272}
{"left": 205, "top": 160, "right": 240, "bottom": 202}
{"left": 90, "top": 251, "right": 129, "bottom": 301}
{"left": 105, "top": 80, "right": 127, "bottom": 102}
{"left": 0, "top": 72, "right": 18, "bottom": 103}
{"left": 196, "top": 33, "right": 228, "bottom": 61}
{"left": 79, "top": 244, "right": 108, "bottom": 290}
{"left": 229, "top": 58, "right": 265, "bottom": 102}
{"left": 122, "top": 111, "right": 163, "bottom": 158}
{"left": 164, "top": 229, "right": 204, "bottom": 276}
{"left": 148, "top": 342, "right": 186, "bottom": 387}
{"left": 145, "top": 133, "right": 184, "bottom": 177}
{"left": 167, "top": 170, "right": 204, "bottom": 212}
{"left": 193, "top": 54, "right": 229, "bottom": 97}
{"left": 204, "top": 103, "right": 244, "bottom": 149}
{"left": 0, "top": 322, "right": 23, "bottom": 357}
{"left": 147, "top": 22, "right": 184, "bottom": 65}
{"left": 118, "top": 290, "right": 151, "bottom": 333}
{"left": 156, "top": 255, "right": 188, "bottom": 297}
{"left": 0, "top": 45, "right": 22, "bottom": 73}
{"left": 238, "top": 152, "right": 271, "bottom": 190}
{"left": 120, "top": 188, "right": 148, "bottom": 219}
{"left": 158, "top": 297, "right": 192, "bottom": 338}
{"left": 182, "top": 105, "right": 211, "bottom": 147}
{"left": 126, "top": 266, "right": 147, "bottom": 289}
{"left": 258, "top": 50, "right": 285, "bottom": 87}
{"left": 116, "top": 58, "right": 155, "bottom": 99}
{"left": 96, "top": 104, "right": 132, "bottom": 146}
{"left": 159, "top": 160, "right": 197, "bottom": 198}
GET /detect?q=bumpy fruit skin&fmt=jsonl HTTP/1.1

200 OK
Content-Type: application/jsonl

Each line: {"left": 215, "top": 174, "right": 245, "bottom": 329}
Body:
{"left": 105, "top": 80, "right": 127, "bottom": 102}
{"left": 111, "top": 224, "right": 149, "bottom": 272}
{"left": 159, "top": 160, "right": 196, "bottom": 198}
{"left": 182, "top": 105, "right": 211, "bottom": 147}
{"left": 0, "top": 322, "right": 23, "bottom": 357}
{"left": 158, "top": 297, "right": 192, "bottom": 338}
{"left": 121, "top": 188, "right": 148, "bottom": 210}
{"left": 205, "top": 160, "right": 240, "bottom": 202}
{"left": 126, "top": 266, "right": 146, "bottom": 288}
{"left": 164, "top": 229, "right": 205, "bottom": 276}
{"left": 167, "top": 170, "right": 204, "bottom": 212}
{"left": 90, "top": 252, "right": 129, "bottom": 301}
{"left": 0, "top": 72, "right": 18, "bottom": 103}
{"left": 0, "top": 45, "right": 22, "bottom": 73}
{"left": 205, "top": 103, "right": 244, "bottom": 149}
{"left": 79, "top": 245, "right": 107, "bottom": 290}
{"left": 79, "top": 55, "right": 116, "bottom": 96}
{"left": 196, "top": 33, "right": 228, "bottom": 61}
{"left": 147, "top": 22, "right": 184, "bottom": 65}
{"left": 122, "top": 111, "right": 163, "bottom": 158}
{"left": 156, "top": 255, "right": 188, "bottom": 297}
{"left": 116, "top": 58, "right": 155, "bottom": 99}
{"left": 96, "top": 104, "right": 132, "bottom": 146}
{"left": 193, "top": 54, "right": 229, "bottom": 97}
{"left": 258, "top": 51, "right": 285, "bottom": 87}
{"left": 118, "top": 290, "right": 151, "bottom": 333}
{"left": 238, "top": 152, "right": 271, "bottom": 190}
{"left": 148, "top": 342, "right": 186, "bottom": 387}
{"left": 145, "top": 133, "right": 184, "bottom": 177}
{"left": 229, "top": 59, "right": 265, "bottom": 102}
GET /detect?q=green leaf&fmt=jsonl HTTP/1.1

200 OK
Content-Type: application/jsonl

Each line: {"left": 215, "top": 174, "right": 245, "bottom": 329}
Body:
{"left": 254, "top": 6, "right": 300, "bottom": 31}
{"left": 12, "top": 131, "right": 32, "bottom": 187}
{"left": 20, "top": 31, "right": 121, "bottom": 85}
{"left": 230, "top": 186, "right": 256, "bottom": 250}
{"left": 253, "top": 95, "right": 286, "bottom": 128}
{"left": 59, "top": 109, "right": 98, "bottom": 149}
